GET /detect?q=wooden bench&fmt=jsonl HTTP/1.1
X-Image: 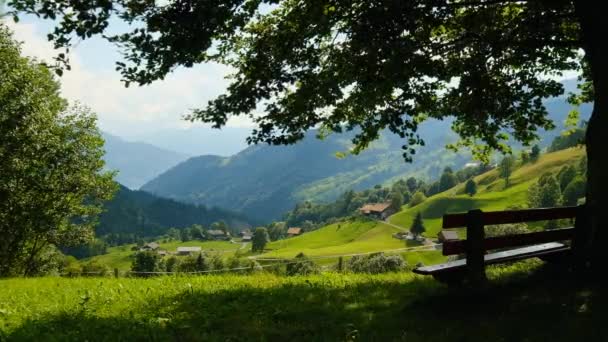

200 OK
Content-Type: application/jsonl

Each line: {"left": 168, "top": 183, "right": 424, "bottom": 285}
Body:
{"left": 413, "top": 205, "right": 588, "bottom": 284}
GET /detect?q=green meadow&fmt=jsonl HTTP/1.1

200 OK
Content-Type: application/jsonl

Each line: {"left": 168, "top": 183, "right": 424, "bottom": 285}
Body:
{"left": 1, "top": 261, "right": 605, "bottom": 341}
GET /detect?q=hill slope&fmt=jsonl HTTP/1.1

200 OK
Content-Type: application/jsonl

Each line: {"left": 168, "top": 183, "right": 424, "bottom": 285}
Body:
{"left": 102, "top": 133, "right": 189, "bottom": 189}
{"left": 142, "top": 124, "right": 469, "bottom": 222}
{"left": 389, "top": 147, "right": 586, "bottom": 236}
{"left": 99, "top": 185, "right": 251, "bottom": 239}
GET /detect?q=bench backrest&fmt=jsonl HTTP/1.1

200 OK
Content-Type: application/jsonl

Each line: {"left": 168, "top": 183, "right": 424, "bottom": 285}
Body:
{"left": 441, "top": 206, "right": 580, "bottom": 256}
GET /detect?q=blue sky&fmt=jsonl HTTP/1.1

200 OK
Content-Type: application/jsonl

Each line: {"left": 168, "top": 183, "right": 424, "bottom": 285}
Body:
{"left": 3, "top": 14, "right": 253, "bottom": 139}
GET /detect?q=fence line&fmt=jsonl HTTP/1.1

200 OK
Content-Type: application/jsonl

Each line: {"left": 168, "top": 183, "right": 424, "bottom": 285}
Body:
{"left": 61, "top": 260, "right": 307, "bottom": 276}
{"left": 250, "top": 243, "right": 442, "bottom": 261}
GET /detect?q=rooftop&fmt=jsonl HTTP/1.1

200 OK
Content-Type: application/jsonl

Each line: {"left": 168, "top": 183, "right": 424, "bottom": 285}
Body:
{"left": 287, "top": 227, "right": 302, "bottom": 235}
{"left": 359, "top": 202, "right": 392, "bottom": 214}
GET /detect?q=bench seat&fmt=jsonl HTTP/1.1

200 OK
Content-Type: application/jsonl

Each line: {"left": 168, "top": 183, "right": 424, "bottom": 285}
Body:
{"left": 413, "top": 242, "right": 569, "bottom": 276}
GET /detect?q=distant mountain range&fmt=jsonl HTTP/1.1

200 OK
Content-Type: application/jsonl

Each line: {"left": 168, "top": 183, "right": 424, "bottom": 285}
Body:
{"left": 139, "top": 93, "right": 591, "bottom": 223}
{"left": 102, "top": 133, "right": 189, "bottom": 189}
{"left": 132, "top": 126, "right": 251, "bottom": 157}
{"left": 140, "top": 121, "right": 472, "bottom": 222}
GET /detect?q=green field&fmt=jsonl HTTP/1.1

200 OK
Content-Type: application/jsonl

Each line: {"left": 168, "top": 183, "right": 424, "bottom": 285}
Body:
{"left": 1, "top": 261, "right": 605, "bottom": 341}
{"left": 84, "top": 240, "right": 243, "bottom": 271}
{"left": 390, "top": 148, "right": 585, "bottom": 237}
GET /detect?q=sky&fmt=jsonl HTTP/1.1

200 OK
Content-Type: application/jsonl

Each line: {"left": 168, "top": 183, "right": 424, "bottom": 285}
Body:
{"left": 3, "top": 14, "right": 254, "bottom": 140}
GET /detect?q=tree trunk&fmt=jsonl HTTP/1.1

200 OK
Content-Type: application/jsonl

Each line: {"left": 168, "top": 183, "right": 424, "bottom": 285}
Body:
{"left": 574, "top": 0, "right": 608, "bottom": 273}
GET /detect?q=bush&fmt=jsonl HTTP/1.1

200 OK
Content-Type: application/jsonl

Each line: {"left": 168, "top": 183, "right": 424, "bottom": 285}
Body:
{"left": 286, "top": 253, "right": 319, "bottom": 276}
{"left": 347, "top": 253, "right": 406, "bottom": 274}
{"left": 81, "top": 260, "right": 110, "bottom": 277}
{"left": 409, "top": 191, "right": 427, "bottom": 207}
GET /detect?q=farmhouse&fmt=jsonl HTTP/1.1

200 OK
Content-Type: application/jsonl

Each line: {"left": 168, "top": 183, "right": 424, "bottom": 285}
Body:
{"left": 139, "top": 242, "right": 160, "bottom": 252}
{"left": 287, "top": 227, "right": 302, "bottom": 237}
{"left": 438, "top": 230, "right": 459, "bottom": 243}
{"left": 176, "top": 246, "right": 202, "bottom": 255}
{"left": 207, "top": 230, "right": 231, "bottom": 241}
{"left": 359, "top": 202, "right": 393, "bottom": 220}
{"left": 242, "top": 234, "right": 252, "bottom": 242}
{"left": 239, "top": 229, "right": 252, "bottom": 237}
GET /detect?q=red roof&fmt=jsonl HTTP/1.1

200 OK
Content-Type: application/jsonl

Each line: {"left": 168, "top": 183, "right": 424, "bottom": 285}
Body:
{"left": 287, "top": 227, "right": 302, "bottom": 235}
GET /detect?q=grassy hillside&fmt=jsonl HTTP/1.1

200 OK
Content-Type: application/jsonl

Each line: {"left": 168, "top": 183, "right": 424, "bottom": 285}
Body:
{"left": 390, "top": 148, "right": 585, "bottom": 237}
{"left": 84, "top": 241, "right": 243, "bottom": 271}
{"left": 259, "top": 219, "right": 445, "bottom": 266}
{"left": 1, "top": 261, "right": 605, "bottom": 341}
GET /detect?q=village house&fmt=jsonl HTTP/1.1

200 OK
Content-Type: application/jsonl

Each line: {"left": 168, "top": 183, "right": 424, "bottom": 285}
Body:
{"left": 207, "top": 230, "right": 231, "bottom": 241}
{"left": 359, "top": 202, "right": 393, "bottom": 220}
{"left": 241, "top": 234, "right": 252, "bottom": 242}
{"left": 139, "top": 242, "right": 160, "bottom": 252}
{"left": 438, "top": 230, "right": 459, "bottom": 243}
{"left": 176, "top": 246, "right": 202, "bottom": 256}
{"left": 239, "top": 229, "right": 252, "bottom": 237}
{"left": 287, "top": 227, "right": 302, "bottom": 237}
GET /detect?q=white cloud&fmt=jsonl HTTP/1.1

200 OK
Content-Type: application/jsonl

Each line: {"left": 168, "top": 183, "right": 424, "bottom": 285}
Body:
{"left": 4, "top": 19, "right": 255, "bottom": 138}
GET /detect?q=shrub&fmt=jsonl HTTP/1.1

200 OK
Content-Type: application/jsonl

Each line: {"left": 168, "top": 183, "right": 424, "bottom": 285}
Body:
{"left": 81, "top": 260, "right": 110, "bottom": 277}
{"left": 347, "top": 253, "right": 406, "bottom": 274}
{"left": 409, "top": 191, "right": 427, "bottom": 207}
{"left": 286, "top": 253, "right": 319, "bottom": 276}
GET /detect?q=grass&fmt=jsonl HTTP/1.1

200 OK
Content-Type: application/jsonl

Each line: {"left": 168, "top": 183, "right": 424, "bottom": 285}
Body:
{"left": 390, "top": 148, "right": 585, "bottom": 237}
{"left": 262, "top": 220, "right": 421, "bottom": 258}
{"left": 1, "top": 261, "right": 606, "bottom": 341}
{"left": 83, "top": 241, "right": 243, "bottom": 271}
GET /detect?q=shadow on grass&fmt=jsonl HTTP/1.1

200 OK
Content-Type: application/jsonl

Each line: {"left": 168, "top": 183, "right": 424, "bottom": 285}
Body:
{"left": 6, "top": 265, "right": 608, "bottom": 341}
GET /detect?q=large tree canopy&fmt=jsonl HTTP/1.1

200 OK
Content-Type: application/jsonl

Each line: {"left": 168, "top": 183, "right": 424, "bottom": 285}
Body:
{"left": 0, "top": 24, "right": 116, "bottom": 276}
{"left": 7, "top": 0, "right": 585, "bottom": 159}
{"left": 6, "top": 0, "right": 608, "bottom": 270}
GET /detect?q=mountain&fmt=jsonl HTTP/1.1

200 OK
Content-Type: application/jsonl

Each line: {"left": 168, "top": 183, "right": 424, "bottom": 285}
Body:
{"left": 141, "top": 121, "right": 470, "bottom": 222}
{"left": 102, "top": 133, "right": 189, "bottom": 189}
{"left": 132, "top": 126, "right": 251, "bottom": 157}
{"left": 98, "top": 185, "right": 251, "bottom": 240}
{"left": 141, "top": 91, "right": 591, "bottom": 223}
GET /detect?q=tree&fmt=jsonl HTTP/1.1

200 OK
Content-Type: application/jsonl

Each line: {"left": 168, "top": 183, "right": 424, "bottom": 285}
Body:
{"left": 389, "top": 191, "right": 404, "bottom": 212}
{"left": 285, "top": 253, "right": 318, "bottom": 276}
{"left": 267, "top": 222, "right": 287, "bottom": 241}
{"left": 131, "top": 251, "right": 161, "bottom": 276}
{"left": 406, "top": 178, "right": 418, "bottom": 193}
{"left": 465, "top": 179, "right": 478, "bottom": 197}
{"left": 520, "top": 150, "right": 530, "bottom": 164}
{"left": 167, "top": 228, "right": 181, "bottom": 241}
{"left": 558, "top": 166, "right": 578, "bottom": 192}
{"left": 530, "top": 145, "right": 541, "bottom": 162}
{"left": 11, "top": 0, "right": 607, "bottom": 269}
{"left": 251, "top": 227, "right": 269, "bottom": 253}
{"left": 563, "top": 176, "right": 586, "bottom": 206}
{"left": 439, "top": 167, "right": 458, "bottom": 192}
{"left": 409, "top": 192, "right": 427, "bottom": 208}
{"left": 195, "top": 253, "right": 208, "bottom": 272}
{"left": 528, "top": 174, "right": 562, "bottom": 208}
{"left": 0, "top": 25, "right": 116, "bottom": 276}
{"left": 410, "top": 212, "right": 426, "bottom": 239}
{"left": 499, "top": 156, "right": 516, "bottom": 188}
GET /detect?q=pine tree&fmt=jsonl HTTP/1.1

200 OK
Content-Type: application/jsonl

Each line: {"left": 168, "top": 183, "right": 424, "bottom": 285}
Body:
{"left": 410, "top": 212, "right": 426, "bottom": 239}
{"left": 465, "top": 179, "right": 478, "bottom": 197}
